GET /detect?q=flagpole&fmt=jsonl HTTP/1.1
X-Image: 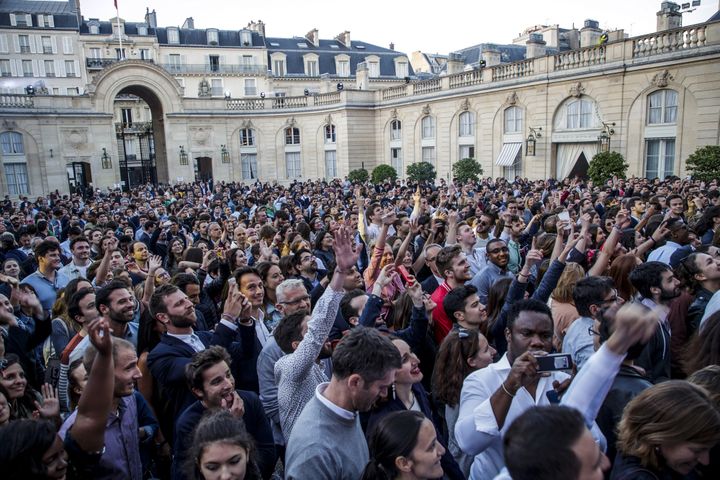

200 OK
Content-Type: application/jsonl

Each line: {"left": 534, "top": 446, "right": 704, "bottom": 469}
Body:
{"left": 115, "top": 0, "right": 123, "bottom": 59}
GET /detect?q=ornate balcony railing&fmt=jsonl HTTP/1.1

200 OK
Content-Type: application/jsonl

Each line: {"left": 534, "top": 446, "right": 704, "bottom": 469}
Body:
{"left": 632, "top": 24, "right": 707, "bottom": 58}
{"left": 553, "top": 45, "right": 606, "bottom": 70}
{"left": 448, "top": 69, "right": 482, "bottom": 88}
{"left": 0, "top": 94, "right": 34, "bottom": 108}
{"left": 491, "top": 59, "right": 534, "bottom": 81}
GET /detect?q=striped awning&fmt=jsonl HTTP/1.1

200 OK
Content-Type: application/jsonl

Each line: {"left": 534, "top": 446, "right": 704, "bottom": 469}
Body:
{"left": 495, "top": 142, "right": 522, "bottom": 166}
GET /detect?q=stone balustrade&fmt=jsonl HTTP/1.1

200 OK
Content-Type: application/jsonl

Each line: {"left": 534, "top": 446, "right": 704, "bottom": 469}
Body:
{"left": 0, "top": 94, "right": 34, "bottom": 108}
{"left": 448, "top": 69, "right": 483, "bottom": 89}
{"left": 553, "top": 45, "right": 606, "bottom": 70}
{"left": 632, "top": 24, "right": 707, "bottom": 57}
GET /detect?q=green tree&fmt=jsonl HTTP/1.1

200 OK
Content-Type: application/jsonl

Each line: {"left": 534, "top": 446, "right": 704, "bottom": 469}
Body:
{"left": 406, "top": 161, "right": 437, "bottom": 183}
{"left": 347, "top": 168, "right": 369, "bottom": 183}
{"left": 587, "top": 151, "right": 629, "bottom": 186}
{"left": 371, "top": 164, "right": 398, "bottom": 184}
{"left": 452, "top": 158, "right": 483, "bottom": 183}
{"left": 686, "top": 145, "right": 720, "bottom": 182}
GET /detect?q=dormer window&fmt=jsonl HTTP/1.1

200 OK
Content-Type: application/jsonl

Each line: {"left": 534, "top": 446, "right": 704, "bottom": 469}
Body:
{"left": 207, "top": 29, "right": 219, "bottom": 45}
{"left": 240, "top": 30, "right": 252, "bottom": 46}
{"left": 137, "top": 25, "right": 148, "bottom": 36}
{"left": 168, "top": 28, "right": 180, "bottom": 44}
{"left": 89, "top": 24, "right": 100, "bottom": 34}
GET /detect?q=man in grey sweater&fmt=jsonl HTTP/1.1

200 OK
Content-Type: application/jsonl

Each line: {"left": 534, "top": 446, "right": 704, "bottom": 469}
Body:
{"left": 284, "top": 327, "right": 402, "bottom": 480}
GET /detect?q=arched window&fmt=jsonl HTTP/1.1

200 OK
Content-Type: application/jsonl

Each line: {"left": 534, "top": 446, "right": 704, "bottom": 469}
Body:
{"left": 647, "top": 90, "right": 678, "bottom": 125}
{"left": 285, "top": 127, "right": 300, "bottom": 145}
{"left": 1, "top": 131, "right": 29, "bottom": 195}
{"left": 421, "top": 116, "right": 435, "bottom": 139}
{"left": 390, "top": 120, "right": 401, "bottom": 140}
{"left": 324, "top": 124, "right": 336, "bottom": 144}
{"left": 459, "top": 112, "right": 475, "bottom": 137}
{"left": 566, "top": 99, "right": 594, "bottom": 129}
{"left": 504, "top": 107, "right": 523, "bottom": 134}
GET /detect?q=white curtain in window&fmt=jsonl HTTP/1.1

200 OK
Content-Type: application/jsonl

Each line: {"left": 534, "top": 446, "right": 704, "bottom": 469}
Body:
{"left": 556, "top": 143, "right": 597, "bottom": 179}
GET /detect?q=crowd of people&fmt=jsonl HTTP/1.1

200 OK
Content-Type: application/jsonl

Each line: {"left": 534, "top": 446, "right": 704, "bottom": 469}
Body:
{"left": 0, "top": 173, "right": 719, "bottom": 480}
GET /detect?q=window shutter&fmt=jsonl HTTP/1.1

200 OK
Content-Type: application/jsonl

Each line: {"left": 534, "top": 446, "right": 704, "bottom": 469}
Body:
{"left": 9, "top": 14, "right": 16, "bottom": 26}
{"left": 57, "top": 59, "right": 65, "bottom": 77}
{"left": 9, "top": 59, "right": 17, "bottom": 76}
{"left": 51, "top": 36, "right": 57, "bottom": 54}
{"left": 0, "top": 34, "right": 8, "bottom": 54}
{"left": 31, "top": 59, "right": 38, "bottom": 76}
{"left": 73, "top": 60, "right": 80, "bottom": 78}
{"left": 13, "top": 35, "right": 20, "bottom": 53}
{"left": 28, "top": 35, "right": 36, "bottom": 54}
{"left": 63, "top": 37, "right": 73, "bottom": 54}
{"left": 47, "top": 15, "right": 54, "bottom": 28}
{"left": 37, "top": 15, "right": 44, "bottom": 27}
{"left": 38, "top": 59, "right": 45, "bottom": 76}
{"left": 26, "top": 14, "right": 32, "bottom": 27}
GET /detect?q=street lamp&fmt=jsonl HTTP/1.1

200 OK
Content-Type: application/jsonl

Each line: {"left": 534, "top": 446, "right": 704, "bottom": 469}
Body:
{"left": 597, "top": 122, "right": 616, "bottom": 153}
{"left": 221, "top": 144, "right": 230, "bottom": 164}
{"left": 101, "top": 147, "right": 112, "bottom": 169}
{"left": 526, "top": 127, "right": 542, "bottom": 156}
{"left": 179, "top": 145, "right": 189, "bottom": 165}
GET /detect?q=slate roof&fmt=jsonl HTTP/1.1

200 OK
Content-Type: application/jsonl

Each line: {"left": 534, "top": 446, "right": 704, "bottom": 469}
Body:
{"left": 0, "top": 0, "right": 78, "bottom": 15}
{"left": 265, "top": 37, "right": 412, "bottom": 77}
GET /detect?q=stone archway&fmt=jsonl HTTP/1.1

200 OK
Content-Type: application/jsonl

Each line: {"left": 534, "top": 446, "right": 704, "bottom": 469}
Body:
{"left": 87, "top": 61, "right": 184, "bottom": 186}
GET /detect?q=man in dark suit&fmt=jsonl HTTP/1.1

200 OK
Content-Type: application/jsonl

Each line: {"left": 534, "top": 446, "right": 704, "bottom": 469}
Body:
{"left": 421, "top": 243, "right": 443, "bottom": 294}
{"left": 173, "top": 346, "right": 277, "bottom": 480}
{"left": 147, "top": 283, "right": 213, "bottom": 445}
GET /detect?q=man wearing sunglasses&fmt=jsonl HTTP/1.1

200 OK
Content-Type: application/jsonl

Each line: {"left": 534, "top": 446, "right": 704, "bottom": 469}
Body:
{"left": 469, "top": 238, "right": 514, "bottom": 305}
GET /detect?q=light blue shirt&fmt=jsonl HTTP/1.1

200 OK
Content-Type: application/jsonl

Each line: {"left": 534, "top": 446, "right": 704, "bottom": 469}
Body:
{"left": 468, "top": 263, "right": 514, "bottom": 305}
{"left": 562, "top": 316, "right": 594, "bottom": 370}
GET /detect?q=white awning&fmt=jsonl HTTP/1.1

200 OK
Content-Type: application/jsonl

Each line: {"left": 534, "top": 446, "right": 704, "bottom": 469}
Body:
{"left": 495, "top": 142, "right": 522, "bottom": 166}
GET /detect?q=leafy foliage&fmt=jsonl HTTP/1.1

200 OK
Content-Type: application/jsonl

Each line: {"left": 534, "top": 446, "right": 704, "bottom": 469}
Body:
{"left": 406, "top": 161, "right": 437, "bottom": 183}
{"left": 347, "top": 168, "right": 369, "bottom": 183}
{"left": 686, "top": 145, "right": 720, "bottom": 182}
{"left": 371, "top": 164, "right": 398, "bottom": 184}
{"left": 587, "top": 151, "right": 629, "bottom": 186}
{"left": 452, "top": 158, "right": 483, "bottom": 183}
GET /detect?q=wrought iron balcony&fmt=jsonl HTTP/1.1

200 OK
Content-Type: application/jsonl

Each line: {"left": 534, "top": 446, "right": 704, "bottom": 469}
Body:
{"left": 158, "top": 63, "right": 266, "bottom": 75}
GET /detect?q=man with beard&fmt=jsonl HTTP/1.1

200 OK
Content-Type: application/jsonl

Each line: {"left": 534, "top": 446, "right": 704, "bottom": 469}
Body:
{"left": 629, "top": 261, "right": 680, "bottom": 383}
{"left": 68, "top": 280, "right": 139, "bottom": 364}
{"left": 469, "top": 238, "right": 514, "bottom": 305}
{"left": 172, "top": 346, "right": 276, "bottom": 480}
{"left": 430, "top": 244, "right": 473, "bottom": 345}
{"left": 273, "top": 226, "right": 360, "bottom": 441}
{"left": 562, "top": 277, "right": 624, "bottom": 371}
{"left": 292, "top": 247, "right": 321, "bottom": 291}
{"left": 146, "top": 283, "right": 216, "bottom": 444}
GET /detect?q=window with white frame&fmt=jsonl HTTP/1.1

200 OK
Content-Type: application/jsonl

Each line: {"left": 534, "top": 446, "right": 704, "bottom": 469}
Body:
{"left": 395, "top": 61, "right": 408, "bottom": 78}
{"left": 67, "top": 87, "right": 79, "bottom": 95}
{"left": 421, "top": 116, "right": 435, "bottom": 139}
{"left": 65, "top": 60, "right": 76, "bottom": 77}
{"left": 566, "top": 99, "right": 593, "bottom": 129}
{"left": 368, "top": 61, "right": 379, "bottom": 78}
{"left": 3, "top": 163, "right": 29, "bottom": 195}
{"left": 22, "top": 60, "right": 32, "bottom": 77}
{"left": 647, "top": 90, "right": 678, "bottom": 125}
{"left": 244, "top": 79, "right": 257, "bottom": 96}
{"left": 325, "top": 150, "right": 337, "bottom": 178}
{"left": 121, "top": 108, "right": 133, "bottom": 127}
{"left": 645, "top": 138, "right": 675, "bottom": 179}
{"left": 391, "top": 147, "right": 402, "bottom": 173}
{"left": 41, "top": 36, "right": 52, "bottom": 54}
{"left": 285, "top": 127, "right": 300, "bottom": 145}
{"left": 168, "top": 54, "right": 181, "bottom": 72}
{"left": 272, "top": 58, "right": 286, "bottom": 76}
{"left": 89, "top": 25, "right": 99, "bottom": 35}
{"left": 0, "top": 60, "right": 11, "bottom": 77}
{"left": 504, "top": 106, "right": 523, "bottom": 133}
{"left": 241, "top": 55, "right": 253, "bottom": 66}
{"left": 137, "top": 25, "right": 147, "bottom": 36}
{"left": 503, "top": 148, "right": 522, "bottom": 180}
{"left": 44, "top": 60, "right": 54, "bottom": 77}
{"left": 422, "top": 147, "right": 435, "bottom": 165}
{"left": 207, "top": 29, "right": 219, "bottom": 45}
{"left": 459, "top": 145, "right": 475, "bottom": 159}
{"left": 325, "top": 124, "right": 336, "bottom": 144}
{"left": 19, "top": 35, "right": 30, "bottom": 53}
{"left": 336, "top": 58, "right": 350, "bottom": 77}
{"left": 241, "top": 153, "right": 257, "bottom": 179}
{"left": 1, "top": 132, "right": 24, "bottom": 155}
{"left": 459, "top": 111, "right": 475, "bottom": 137}
{"left": 139, "top": 49, "right": 150, "bottom": 60}
{"left": 391, "top": 120, "right": 401, "bottom": 140}
{"left": 1, "top": 132, "right": 28, "bottom": 195}
{"left": 211, "top": 79, "right": 223, "bottom": 97}
{"left": 14, "top": 15, "right": 29, "bottom": 27}
{"left": 285, "top": 152, "right": 301, "bottom": 178}
{"left": 240, "top": 128, "right": 255, "bottom": 146}
{"left": 305, "top": 58, "right": 318, "bottom": 77}
{"left": 168, "top": 28, "right": 180, "bottom": 44}
{"left": 240, "top": 30, "right": 252, "bottom": 46}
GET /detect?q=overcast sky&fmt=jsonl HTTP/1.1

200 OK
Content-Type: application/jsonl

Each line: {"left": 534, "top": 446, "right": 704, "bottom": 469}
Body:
{"left": 80, "top": 0, "right": 718, "bottom": 54}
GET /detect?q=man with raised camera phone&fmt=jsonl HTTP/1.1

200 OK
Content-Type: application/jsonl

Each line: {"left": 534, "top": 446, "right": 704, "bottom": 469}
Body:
{"left": 455, "top": 298, "right": 604, "bottom": 480}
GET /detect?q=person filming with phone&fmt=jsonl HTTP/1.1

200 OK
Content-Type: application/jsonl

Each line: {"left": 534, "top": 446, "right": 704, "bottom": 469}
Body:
{"left": 455, "top": 298, "right": 601, "bottom": 479}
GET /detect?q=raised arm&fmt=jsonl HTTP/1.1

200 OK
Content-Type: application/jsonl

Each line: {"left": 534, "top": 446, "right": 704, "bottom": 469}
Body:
{"left": 588, "top": 209, "right": 629, "bottom": 277}
{"left": 95, "top": 236, "right": 118, "bottom": 287}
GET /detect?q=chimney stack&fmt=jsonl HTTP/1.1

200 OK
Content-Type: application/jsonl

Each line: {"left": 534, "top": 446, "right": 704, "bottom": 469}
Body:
{"left": 247, "top": 20, "right": 266, "bottom": 37}
{"left": 306, "top": 28, "right": 320, "bottom": 47}
{"left": 580, "top": 19, "right": 602, "bottom": 48}
{"left": 482, "top": 49, "right": 502, "bottom": 67}
{"left": 335, "top": 31, "right": 351, "bottom": 48}
{"left": 182, "top": 17, "right": 194, "bottom": 29}
{"left": 389, "top": 42, "right": 395, "bottom": 50}
{"left": 657, "top": 1, "right": 682, "bottom": 31}
{"left": 446, "top": 52, "right": 465, "bottom": 74}
{"left": 144, "top": 8, "right": 157, "bottom": 29}
{"left": 525, "top": 33, "right": 547, "bottom": 58}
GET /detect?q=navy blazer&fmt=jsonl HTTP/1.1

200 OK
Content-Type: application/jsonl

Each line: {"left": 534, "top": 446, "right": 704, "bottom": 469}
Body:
{"left": 146, "top": 331, "right": 212, "bottom": 444}
{"left": 421, "top": 275, "right": 440, "bottom": 295}
{"left": 211, "top": 322, "right": 262, "bottom": 393}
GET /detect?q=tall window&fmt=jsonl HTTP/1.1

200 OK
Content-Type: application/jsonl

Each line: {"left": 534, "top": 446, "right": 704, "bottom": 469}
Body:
{"left": 44, "top": 60, "right": 54, "bottom": 77}
{"left": 168, "top": 28, "right": 180, "bottom": 44}
{"left": 504, "top": 107, "right": 523, "bottom": 133}
{"left": 324, "top": 125, "right": 336, "bottom": 144}
{"left": 648, "top": 90, "right": 678, "bottom": 125}
{"left": 240, "top": 128, "right": 255, "bottom": 146}
{"left": 368, "top": 61, "right": 379, "bottom": 77}
{"left": 1, "top": 132, "right": 28, "bottom": 195}
{"left": 273, "top": 59, "right": 285, "bottom": 76}
{"left": 325, "top": 150, "right": 337, "bottom": 178}
{"left": 459, "top": 112, "right": 475, "bottom": 137}
{"left": 285, "top": 152, "right": 301, "bottom": 178}
{"left": 503, "top": 149, "right": 522, "bottom": 181}
{"left": 19, "top": 35, "right": 30, "bottom": 53}
{"left": 41, "top": 36, "right": 52, "bottom": 54}
{"left": 645, "top": 138, "right": 675, "bottom": 179}
{"left": 22, "top": 60, "right": 32, "bottom": 77}
{"left": 0, "top": 60, "right": 11, "bottom": 77}
{"left": 3, "top": 163, "right": 29, "bottom": 195}
{"left": 422, "top": 147, "right": 435, "bottom": 165}
{"left": 65, "top": 60, "right": 76, "bottom": 77}
{"left": 241, "top": 153, "right": 257, "bottom": 179}
{"left": 391, "top": 120, "right": 401, "bottom": 140}
{"left": 396, "top": 61, "right": 408, "bottom": 78}
{"left": 305, "top": 59, "right": 318, "bottom": 76}
{"left": 209, "top": 55, "right": 220, "bottom": 72}
{"left": 168, "top": 54, "right": 181, "bottom": 72}
{"left": 207, "top": 30, "right": 219, "bottom": 45}
{"left": 421, "top": 116, "right": 435, "bottom": 139}
{"left": 566, "top": 99, "right": 593, "bottom": 129}
{"left": 391, "top": 148, "right": 402, "bottom": 173}
{"left": 244, "top": 79, "right": 256, "bottom": 96}
{"left": 337, "top": 59, "right": 350, "bottom": 77}
{"left": 285, "top": 127, "right": 300, "bottom": 145}
{"left": 211, "top": 79, "right": 223, "bottom": 97}
{"left": 121, "top": 108, "right": 133, "bottom": 127}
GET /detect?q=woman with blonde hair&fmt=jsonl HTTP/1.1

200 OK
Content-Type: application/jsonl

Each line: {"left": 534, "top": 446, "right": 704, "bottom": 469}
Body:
{"left": 549, "top": 262, "right": 585, "bottom": 349}
{"left": 612, "top": 380, "right": 720, "bottom": 479}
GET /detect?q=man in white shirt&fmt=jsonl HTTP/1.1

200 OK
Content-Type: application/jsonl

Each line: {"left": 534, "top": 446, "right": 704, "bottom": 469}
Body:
{"left": 456, "top": 298, "right": 603, "bottom": 480}
{"left": 647, "top": 218, "right": 691, "bottom": 265}
{"left": 456, "top": 221, "right": 487, "bottom": 277}
{"left": 58, "top": 236, "right": 92, "bottom": 282}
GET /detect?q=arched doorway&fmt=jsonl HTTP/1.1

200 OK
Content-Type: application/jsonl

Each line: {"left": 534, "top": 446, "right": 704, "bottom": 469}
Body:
{"left": 568, "top": 153, "right": 590, "bottom": 179}
{"left": 555, "top": 143, "right": 597, "bottom": 180}
{"left": 194, "top": 156, "right": 213, "bottom": 182}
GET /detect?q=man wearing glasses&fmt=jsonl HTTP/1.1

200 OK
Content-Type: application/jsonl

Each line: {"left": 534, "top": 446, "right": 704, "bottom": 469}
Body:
{"left": 469, "top": 238, "right": 514, "bottom": 305}
{"left": 562, "top": 277, "right": 623, "bottom": 370}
